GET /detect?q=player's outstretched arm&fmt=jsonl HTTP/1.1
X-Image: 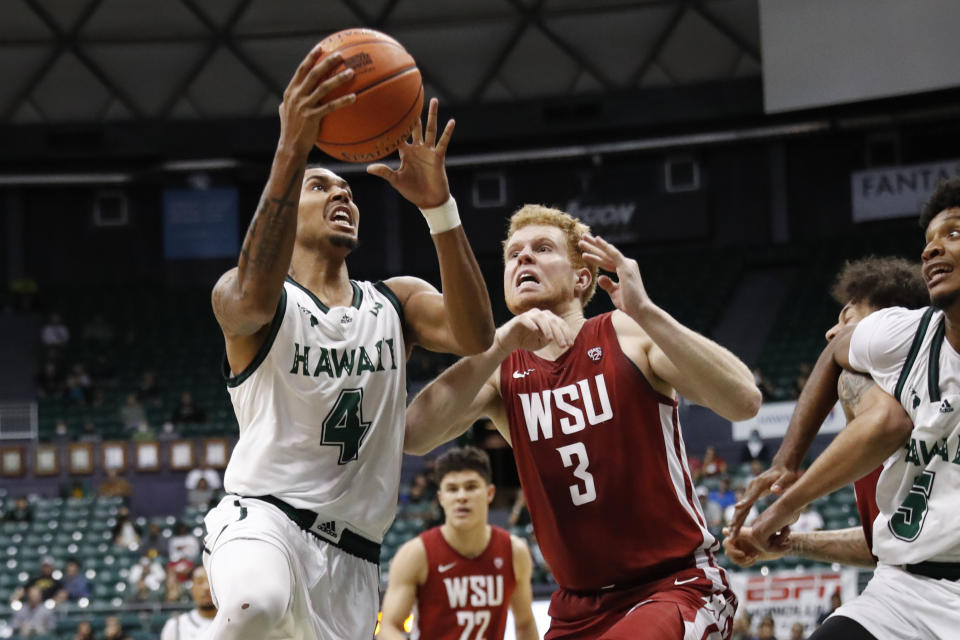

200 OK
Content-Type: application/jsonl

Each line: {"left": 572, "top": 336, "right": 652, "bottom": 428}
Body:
{"left": 510, "top": 535, "right": 540, "bottom": 640}
{"left": 379, "top": 538, "right": 427, "bottom": 640}
{"left": 729, "top": 327, "right": 859, "bottom": 536}
{"left": 212, "top": 45, "right": 355, "bottom": 344}
{"left": 371, "top": 98, "right": 494, "bottom": 355}
{"left": 578, "top": 234, "right": 761, "bottom": 421}
{"left": 732, "top": 385, "right": 911, "bottom": 556}
{"left": 404, "top": 310, "right": 574, "bottom": 455}
{"left": 723, "top": 526, "right": 875, "bottom": 569}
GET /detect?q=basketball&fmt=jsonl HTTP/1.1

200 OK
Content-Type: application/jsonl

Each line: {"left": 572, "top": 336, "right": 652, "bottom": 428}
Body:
{"left": 313, "top": 28, "right": 423, "bottom": 163}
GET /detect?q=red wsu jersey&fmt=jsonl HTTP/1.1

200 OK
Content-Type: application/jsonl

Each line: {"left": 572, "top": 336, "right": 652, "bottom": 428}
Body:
{"left": 854, "top": 465, "right": 881, "bottom": 559}
{"left": 500, "top": 312, "right": 721, "bottom": 591}
{"left": 414, "top": 526, "right": 516, "bottom": 640}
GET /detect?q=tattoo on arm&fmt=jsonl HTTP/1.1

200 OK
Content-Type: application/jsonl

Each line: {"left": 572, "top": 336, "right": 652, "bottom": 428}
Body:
{"left": 792, "top": 528, "right": 875, "bottom": 567}
{"left": 837, "top": 371, "right": 874, "bottom": 415}
{"left": 239, "top": 171, "right": 302, "bottom": 274}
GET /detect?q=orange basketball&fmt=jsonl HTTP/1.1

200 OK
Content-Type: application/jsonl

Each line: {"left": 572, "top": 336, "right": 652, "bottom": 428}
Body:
{"left": 313, "top": 28, "right": 423, "bottom": 163}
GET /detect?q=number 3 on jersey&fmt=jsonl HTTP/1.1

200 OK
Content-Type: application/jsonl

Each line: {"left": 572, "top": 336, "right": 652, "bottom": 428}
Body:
{"left": 321, "top": 388, "right": 371, "bottom": 464}
{"left": 557, "top": 442, "right": 597, "bottom": 505}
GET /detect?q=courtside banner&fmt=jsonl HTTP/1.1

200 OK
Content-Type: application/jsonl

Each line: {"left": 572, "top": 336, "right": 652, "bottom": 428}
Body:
{"left": 851, "top": 159, "right": 960, "bottom": 222}
{"left": 732, "top": 401, "right": 845, "bottom": 441}
{"left": 727, "top": 569, "right": 859, "bottom": 639}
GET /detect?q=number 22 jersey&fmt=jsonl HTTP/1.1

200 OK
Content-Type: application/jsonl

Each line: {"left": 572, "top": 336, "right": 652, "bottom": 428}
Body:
{"left": 500, "top": 312, "right": 723, "bottom": 591}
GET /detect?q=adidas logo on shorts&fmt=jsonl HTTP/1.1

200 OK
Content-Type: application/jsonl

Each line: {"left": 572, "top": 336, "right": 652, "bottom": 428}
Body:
{"left": 317, "top": 520, "right": 338, "bottom": 537}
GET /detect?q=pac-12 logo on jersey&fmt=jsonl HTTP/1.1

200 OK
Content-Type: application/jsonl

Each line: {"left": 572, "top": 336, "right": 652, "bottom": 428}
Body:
{"left": 518, "top": 374, "right": 613, "bottom": 441}
{"left": 587, "top": 347, "right": 602, "bottom": 362}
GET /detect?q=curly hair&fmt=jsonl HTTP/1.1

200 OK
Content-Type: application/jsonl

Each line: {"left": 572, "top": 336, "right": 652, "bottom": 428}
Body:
{"left": 920, "top": 177, "right": 960, "bottom": 231}
{"left": 433, "top": 446, "right": 493, "bottom": 485}
{"left": 504, "top": 204, "right": 599, "bottom": 306}
{"left": 830, "top": 256, "right": 928, "bottom": 310}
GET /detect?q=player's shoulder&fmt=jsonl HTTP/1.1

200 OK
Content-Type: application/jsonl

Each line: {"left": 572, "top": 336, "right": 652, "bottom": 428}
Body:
{"left": 508, "top": 532, "right": 530, "bottom": 555}
{"left": 856, "top": 305, "right": 934, "bottom": 345}
{"left": 382, "top": 276, "right": 438, "bottom": 301}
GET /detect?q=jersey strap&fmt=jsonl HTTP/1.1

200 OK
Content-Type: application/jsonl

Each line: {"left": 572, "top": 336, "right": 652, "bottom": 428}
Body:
{"left": 373, "top": 281, "right": 405, "bottom": 332}
{"left": 927, "top": 317, "right": 946, "bottom": 402}
{"left": 894, "top": 307, "right": 936, "bottom": 405}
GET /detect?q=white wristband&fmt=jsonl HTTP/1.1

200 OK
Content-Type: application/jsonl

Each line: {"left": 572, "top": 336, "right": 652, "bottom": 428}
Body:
{"left": 419, "top": 196, "right": 461, "bottom": 234}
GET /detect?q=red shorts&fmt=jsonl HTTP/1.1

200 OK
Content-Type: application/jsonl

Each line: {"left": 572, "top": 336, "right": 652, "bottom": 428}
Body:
{"left": 545, "top": 568, "right": 737, "bottom": 640}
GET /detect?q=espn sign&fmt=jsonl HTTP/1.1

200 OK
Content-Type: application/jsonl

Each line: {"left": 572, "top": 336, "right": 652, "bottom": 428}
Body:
{"left": 743, "top": 573, "right": 845, "bottom": 601}
{"left": 728, "top": 568, "right": 860, "bottom": 638}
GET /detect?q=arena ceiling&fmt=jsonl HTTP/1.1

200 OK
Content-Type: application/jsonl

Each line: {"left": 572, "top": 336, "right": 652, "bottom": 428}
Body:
{"left": 0, "top": 0, "right": 760, "bottom": 125}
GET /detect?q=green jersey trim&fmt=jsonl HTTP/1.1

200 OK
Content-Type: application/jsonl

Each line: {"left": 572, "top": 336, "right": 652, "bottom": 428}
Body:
{"left": 373, "top": 281, "right": 405, "bottom": 332}
{"left": 350, "top": 280, "right": 363, "bottom": 309}
{"left": 285, "top": 275, "right": 329, "bottom": 313}
{"left": 223, "top": 288, "right": 287, "bottom": 388}
{"left": 895, "top": 307, "right": 935, "bottom": 405}
{"left": 928, "top": 317, "right": 946, "bottom": 402}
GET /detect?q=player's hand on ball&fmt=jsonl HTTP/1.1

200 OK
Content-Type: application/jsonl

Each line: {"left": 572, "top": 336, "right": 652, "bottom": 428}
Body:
{"left": 367, "top": 97, "right": 454, "bottom": 209}
{"left": 494, "top": 309, "right": 574, "bottom": 356}
{"left": 579, "top": 234, "right": 652, "bottom": 315}
{"left": 279, "top": 45, "right": 357, "bottom": 157}
{"left": 728, "top": 465, "right": 802, "bottom": 538}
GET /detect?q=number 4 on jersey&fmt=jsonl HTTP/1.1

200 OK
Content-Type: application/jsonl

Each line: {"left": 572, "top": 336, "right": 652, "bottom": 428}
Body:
{"left": 321, "top": 388, "right": 371, "bottom": 464}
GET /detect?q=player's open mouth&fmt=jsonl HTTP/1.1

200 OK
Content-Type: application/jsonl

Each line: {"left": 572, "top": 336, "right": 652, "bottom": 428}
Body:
{"left": 925, "top": 262, "right": 953, "bottom": 287}
{"left": 515, "top": 270, "right": 540, "bottom": 289}
{"left": 328, "top": 206, "right": 355, "bottom": 231}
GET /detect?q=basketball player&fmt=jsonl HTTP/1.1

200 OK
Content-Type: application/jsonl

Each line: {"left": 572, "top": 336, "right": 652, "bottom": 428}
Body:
{"left": 379, "top": 446, "right": 538, "bottom": 640}
{"left": 729, "top": 180, "right": 960, "bottom": 640}
{"left": 404, "top": 205, "right": 763, "bottom": 639}
{"left": 203, "top": 44, "right": 495, "bottom": 640}
{"left": 160, "top": 567, "right": 215, "bottom": 640}
{"left": 723, "top": 257, "right": 927, "bottom": 569}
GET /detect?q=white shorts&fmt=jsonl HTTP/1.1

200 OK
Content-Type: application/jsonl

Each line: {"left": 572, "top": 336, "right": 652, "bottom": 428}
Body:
{"left": 203, "top": 496, "right": 380, "bottom": 640}
{"left": 831, "top": 563, "right": 960, "bottom": 640}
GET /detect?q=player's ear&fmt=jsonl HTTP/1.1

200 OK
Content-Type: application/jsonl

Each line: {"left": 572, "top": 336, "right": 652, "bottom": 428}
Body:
{"left": 486, "top": 484, "right": 495, "bottom": 505}
{"left": 573, "top": 267, "right": 592, "bottom": 298}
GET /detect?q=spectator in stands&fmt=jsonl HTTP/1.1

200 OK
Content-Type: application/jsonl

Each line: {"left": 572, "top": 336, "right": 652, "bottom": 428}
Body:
{"left": 184, "top": 462, "right": 221, "bottom": 492}
{"left": 4, "top": 496, "right": 34, "bottom": 522}
{"left": 171, "top": 391, "right": 207, "bottom": 424}
{"left": 752, "top": 367, "right": 775, "bottom": 401}
{"left": 187, "top": 476, "right": 215, "bottom": 510}
{"left": 791, "top": 503, "right": 824, "bottom": 533}
{"left": 740, "top": 428, "right": 771, "bottom": 465}
{"left": 141, "top": 522, "right": 165, "bottom": 557}
{"left": 11, "top": 556, "right": 62, "bottom": 602}
{"left": 111, "top": 505, "right": 141, "bottom": 548}
{"left": 119, "top": 393, "right": 147, "bottom": 430}
{"left": 691, "top": 444, "right": 727, "bottom": 481}
{"left": 52, "top": 418, "right": 70, "bottom": 443}
{"left": 160, "top": 566, "right": 216, "bottom": 640}
{"left": 60, "top": 557, "right": 91, "bottom": 602}
{"left": 37, "top": 360, "right": 64, "bottom": 397}
{"left": 709, "top": 475, "right": 737, "bottom": 510}
{"left": 103, "top": 615, "right": 133, "bottom": 640}
{"left": 78, "top": 420, "right": 101, "bottom": 443}
{"left": 757, "top": 615, "right": 777, "bottom": 639}
{"left": 72, "top": 620, "right": 95, "bottom": 640}
{"left": 65, "top": 363, "right": 92, "bottom": 404}
{"left": 10, "top": 586, "right": 55, "bottom": 637}
{"left": 507, "top": 490, "right": 531, "bottom": 528}
{"left": 816, "top": 592, "right": 842, "bottom": 626}
{"left": 791, "top": 362, "right": 813, "bottom": 400}
{"left": 98, "top": 467, "right": 133, "bottom": 500}
{"left": 40, "top": 312, "right": 70, "bottom": 347}
{"left": 789, "top": 622, "right": 806, "bottom": 640}
{"left": 81, "top": 313, "right": 114, "bottom": 344}
{"left": 131, "top": 421, "right": 157, "bottom": 442}
{"left": 730, "top": 611, "right": 752, "bottom": 640}
{"left": 168, "top": 521, "right": 200, "bottom": 579}
{"left": 697, "top": 485, "right": 724, "bottom": 530}
{"left": 128, "top": 550, "right": 166, "bottom": 602}
{"left": 137, "top": 370, "right": 163, "bottom": 407}
{"left": 63, "top": 479, "right": 88, "bottom": 499}
{"left": 745, "top": 459, "right": 765, "bottom": 487}
{"left": 89, "top": 352, "right": 117, "bottom": 385}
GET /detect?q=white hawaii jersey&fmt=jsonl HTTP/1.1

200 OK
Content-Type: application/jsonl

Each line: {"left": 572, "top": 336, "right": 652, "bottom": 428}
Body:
{"left": 850, "top": 306, "right": 960, "bottom": 564}
{"left": 223, "top": 277, "right": 407, "bottom": 542}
